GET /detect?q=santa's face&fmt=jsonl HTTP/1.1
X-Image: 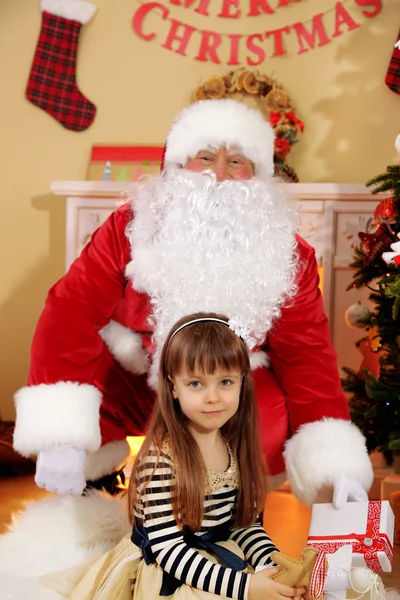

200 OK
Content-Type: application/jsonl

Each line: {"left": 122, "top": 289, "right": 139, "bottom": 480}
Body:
{"left": 184, "top": 146, "right": 254, "bottom": 181}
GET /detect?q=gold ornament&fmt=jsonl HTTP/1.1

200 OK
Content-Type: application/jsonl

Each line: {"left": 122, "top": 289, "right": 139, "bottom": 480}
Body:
{"left": 344, "top": 303, "right": 371, "bottom": 329}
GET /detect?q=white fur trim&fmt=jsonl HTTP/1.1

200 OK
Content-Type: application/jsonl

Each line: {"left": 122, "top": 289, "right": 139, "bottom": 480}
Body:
{"left": 85, "top": 440, "right": 131, "bottom": 480}
{"left": 164, "top": 99, "right": 275, "bottom": 180}
{"left": 283, "top": 418, "right": 374, "bottom": 505}
{"left": 250, "top": 350, "right": 270, "bottom": 370}
{"left": 41, "top": 0, "right": 96, "bottom": 23}
{"left": 395, "top": 133, "right": 400, "bottom": 155}
{"left": 13, "top": 382, "right": 102, "bottom": 456}
{"left": 0, "top": 491, "right": 129, "bottom": 599}
{"left": 99, "top": 321, "right": 148, "bottom": 375}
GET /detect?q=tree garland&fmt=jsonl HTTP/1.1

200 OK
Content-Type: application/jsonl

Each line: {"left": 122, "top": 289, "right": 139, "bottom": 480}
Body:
{"left": 193, "top": 68, "right": 304, "bottom": 182}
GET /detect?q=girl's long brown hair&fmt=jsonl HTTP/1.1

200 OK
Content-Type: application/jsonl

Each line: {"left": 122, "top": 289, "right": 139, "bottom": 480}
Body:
{"left": 129, "top": 312, "right": 266, "bottom": 531}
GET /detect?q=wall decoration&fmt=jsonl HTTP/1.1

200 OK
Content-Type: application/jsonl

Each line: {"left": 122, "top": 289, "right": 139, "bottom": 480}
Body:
{"left": 87, "top": 146, "right": 165, "bottom": 181}
{"left": 385, "top": 29, "right": 400, "bottom": 95}
{"left": 132, "top": 0, "right": 382, "bottom": 65}
{"left": 194, "top": 68, "right": 304, "bottom": 181}
{"left": 26, "top": 0, "right": 97, "bottom": 132}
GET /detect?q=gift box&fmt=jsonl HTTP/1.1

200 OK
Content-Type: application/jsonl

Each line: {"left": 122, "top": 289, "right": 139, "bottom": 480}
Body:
{"left": 87, "top": 145, "right": 164, "bottom": 181}
{"left": 307, "top": 500, "right": 394, "bottom": 573}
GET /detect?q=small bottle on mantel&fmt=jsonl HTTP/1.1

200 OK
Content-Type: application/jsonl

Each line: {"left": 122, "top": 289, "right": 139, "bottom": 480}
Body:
{"left": 102, "top": 161, "right": 112, "bottom": 181}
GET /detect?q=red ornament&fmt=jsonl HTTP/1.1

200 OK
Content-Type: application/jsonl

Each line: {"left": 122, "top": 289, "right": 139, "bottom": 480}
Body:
{"left": 373, "top": 198, "right": 398, "bottom": 225}
{"left": 358, "top": 337, "right": 382, "bottom": 379}
{"left": 358, "top": 224, "right": 394, "bottom": 266}
{"left": 275, "top": 137, "right": 291, "bottom": 157}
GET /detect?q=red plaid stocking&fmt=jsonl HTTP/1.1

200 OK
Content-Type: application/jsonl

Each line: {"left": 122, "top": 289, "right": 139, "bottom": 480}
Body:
{"left": 26, "top": 0, "right": 97, "bottom": 131}
{"left": 385, "top": 29, "right": 400, "bottom": 95}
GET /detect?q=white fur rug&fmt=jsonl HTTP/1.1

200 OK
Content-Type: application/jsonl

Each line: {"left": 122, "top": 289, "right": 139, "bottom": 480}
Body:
{"left": 0, "top": 491, "right": 399, "bottom": 600}
{"left": 0, "top": 491, "right": 129, "bottom": 599}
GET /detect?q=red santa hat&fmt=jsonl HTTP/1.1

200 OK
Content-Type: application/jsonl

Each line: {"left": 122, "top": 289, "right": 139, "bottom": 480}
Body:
{"left": 163, "top": 99, "right": 275, "bottom": 180}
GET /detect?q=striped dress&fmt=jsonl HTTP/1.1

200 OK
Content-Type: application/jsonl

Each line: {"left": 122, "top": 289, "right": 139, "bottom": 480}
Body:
{"left": 133, "top": 444, "right": 278, "bottom": 600}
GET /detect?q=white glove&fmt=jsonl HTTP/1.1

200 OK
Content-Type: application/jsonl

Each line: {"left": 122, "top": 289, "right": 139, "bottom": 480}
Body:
{"left": 332, "top": 475, "right": 368, "bottom": 509}
{"left": 35, "top": 446, "right": 87, "bottom": 495}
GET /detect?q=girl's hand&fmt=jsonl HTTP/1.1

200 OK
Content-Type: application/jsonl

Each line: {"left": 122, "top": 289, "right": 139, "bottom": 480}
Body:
{"left": 248, "top": 567, "right": 306, "bottom": 600}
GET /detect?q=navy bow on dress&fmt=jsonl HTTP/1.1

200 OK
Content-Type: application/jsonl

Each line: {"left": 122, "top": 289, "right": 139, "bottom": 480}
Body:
{"left": 131, "top": 523, "right": 247, "bottom": 596}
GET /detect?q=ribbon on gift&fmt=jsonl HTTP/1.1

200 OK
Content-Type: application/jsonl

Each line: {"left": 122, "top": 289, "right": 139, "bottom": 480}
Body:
{"left": 308, "top": 501, "right": 393, "bottom": 573}
{"left": 309, "top": 550, "right": 328, "bottom": 599}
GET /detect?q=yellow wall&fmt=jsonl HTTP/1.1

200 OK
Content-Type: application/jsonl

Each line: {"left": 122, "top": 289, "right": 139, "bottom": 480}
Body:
{"left": 0, "top": 0, "right": 399, "bottom": 420}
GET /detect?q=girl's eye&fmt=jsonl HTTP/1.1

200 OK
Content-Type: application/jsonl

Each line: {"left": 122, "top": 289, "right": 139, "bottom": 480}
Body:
{"left": 189, "top": 381, "right": 202, "bottom": 388}
{"left": 221, "top": 379, "right": 233, "bottom": 386}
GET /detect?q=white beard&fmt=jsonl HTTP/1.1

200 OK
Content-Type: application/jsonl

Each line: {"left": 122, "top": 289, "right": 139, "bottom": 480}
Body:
{"left": 126, "top": 169, "right": 299, "bottom": 385}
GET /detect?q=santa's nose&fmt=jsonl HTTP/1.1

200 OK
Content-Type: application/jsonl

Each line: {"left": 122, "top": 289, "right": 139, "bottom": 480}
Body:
{"left": 213, "top": 160, "right": 231, "bottom": 182}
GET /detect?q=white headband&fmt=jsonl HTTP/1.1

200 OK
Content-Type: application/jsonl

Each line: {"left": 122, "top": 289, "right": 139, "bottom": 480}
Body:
{"left": 168, "top": 317, "right": 256, "bottom": 349}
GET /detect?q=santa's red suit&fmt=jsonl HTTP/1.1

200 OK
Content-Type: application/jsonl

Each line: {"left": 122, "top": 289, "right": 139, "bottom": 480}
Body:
{"left": 13, "top": 98, "right": 373, "bottom": 504}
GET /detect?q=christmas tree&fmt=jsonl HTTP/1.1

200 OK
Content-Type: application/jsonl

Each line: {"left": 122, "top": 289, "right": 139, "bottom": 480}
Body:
{"left": 342, "top": 136, "right": 400, "bottom": 464}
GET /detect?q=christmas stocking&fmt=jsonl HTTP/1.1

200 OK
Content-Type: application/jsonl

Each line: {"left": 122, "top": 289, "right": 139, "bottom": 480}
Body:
{"left": 26, "top": 0, "right": 97, "bottom": 131}
{"left": 385, "top": 29, "right": 400, "bottom": 95}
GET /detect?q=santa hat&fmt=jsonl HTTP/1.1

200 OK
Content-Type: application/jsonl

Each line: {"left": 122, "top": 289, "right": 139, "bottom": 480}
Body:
{"left": 163, "top": 99, "right": 275, "bottom": 180}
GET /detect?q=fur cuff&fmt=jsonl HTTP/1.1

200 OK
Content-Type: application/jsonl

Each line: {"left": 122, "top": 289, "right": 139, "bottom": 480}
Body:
{"left": 13, "top": 382, "right": 102, "bottom": 457}
{"left": 283, "top": 418, "right": 373, "bottom": 505}
{"left": 85, "top": 440, "right": 131, "bottom": 480}
{"left": 250, "top": 350, "right": 269, "bottom": 370}
{"left": 99, "top": 321, "right": 148, "bottom": 375}
{"left": 41, "top": 0, "right": 96, "bottom": 23}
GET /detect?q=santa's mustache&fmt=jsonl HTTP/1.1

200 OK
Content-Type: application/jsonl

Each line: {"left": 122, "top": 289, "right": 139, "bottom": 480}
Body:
{"left": 128, "top": 168, "right": 297, "bottom": 237}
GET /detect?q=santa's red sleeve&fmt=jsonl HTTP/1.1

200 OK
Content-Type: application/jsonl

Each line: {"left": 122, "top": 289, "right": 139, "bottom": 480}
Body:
{"left": 13, "top": 204, "right": 135, "bottom": 458}
{"left": 268, "top": 236, "right": 373, "bottom": 504}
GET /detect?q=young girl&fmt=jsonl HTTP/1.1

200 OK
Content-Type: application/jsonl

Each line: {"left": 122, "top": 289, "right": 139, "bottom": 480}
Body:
{"left": 68, "top": 312, "right": 306, "bottom": 600}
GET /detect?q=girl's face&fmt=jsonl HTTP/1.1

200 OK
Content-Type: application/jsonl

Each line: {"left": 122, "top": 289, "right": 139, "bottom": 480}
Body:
{"left": 170, "top": 368, "right": 242, "bottom": 435}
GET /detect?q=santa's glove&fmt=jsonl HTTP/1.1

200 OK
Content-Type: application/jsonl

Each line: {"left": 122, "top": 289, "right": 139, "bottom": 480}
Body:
{"left": 332, "top": 475, "right": 369, "bottom": 509}
{"left": 35, "top": 446, "right": 87, "bottom": 495}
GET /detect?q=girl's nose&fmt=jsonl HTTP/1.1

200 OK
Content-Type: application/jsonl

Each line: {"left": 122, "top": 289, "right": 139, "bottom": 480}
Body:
{"left": 206, "top": 387, "right": 219, "bottom": 402}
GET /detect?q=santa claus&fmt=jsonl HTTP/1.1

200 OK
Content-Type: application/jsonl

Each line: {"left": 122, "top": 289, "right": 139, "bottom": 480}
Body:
{"left": 13, "top": 98, "right": 372, "bottom": 505}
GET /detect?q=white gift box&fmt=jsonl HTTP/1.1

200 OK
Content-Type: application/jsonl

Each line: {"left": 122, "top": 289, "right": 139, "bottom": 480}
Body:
{"left": 307, "top": 500, "right": 394, "bottom": 572}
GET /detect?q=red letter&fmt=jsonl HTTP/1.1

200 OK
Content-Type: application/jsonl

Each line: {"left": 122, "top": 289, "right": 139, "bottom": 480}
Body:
{"left": 218, "top": 0, "right": 241, "bottom": 18}
{"left": 276, "top": 0, "right": 303, "bottom": 5}
{"left": 265, "top": 26, "right": 290, "bottom": 56}
{"left": 132, "top": 2, "right": 168, "bottom": 41}
{"left": 354, "top": 0, "right": 382, "bottom": 18}
{"left": 169, "top": 0, "right": 212, "bottom": 16}
{"left": 332, "top": 2, "right": 360, "bottom": 38}
{"left": 246, "top": 34, "right": 265, "bottom": 66}
{"left": 162, "top": 18, "right": 196, "bottom": 55}
{"left": 227, "top": 34, "right": 242, "bottom": 65}
{"left": 292, "top": 13, "right": 331, "bottom": 54}
{"left": 195, "top": 30, "right": 222, "bottom": 63}
{"left": 248, "top": 0, "right": 275, "bottom": 16}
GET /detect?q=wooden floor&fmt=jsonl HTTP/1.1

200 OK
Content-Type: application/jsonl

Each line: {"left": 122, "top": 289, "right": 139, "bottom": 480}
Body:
{"left": 0, "top": 473, "right": 399, "bottom": 588}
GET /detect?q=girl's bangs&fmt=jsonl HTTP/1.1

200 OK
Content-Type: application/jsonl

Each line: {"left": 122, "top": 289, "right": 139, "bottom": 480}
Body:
{"left": 166, "top": 324, "right": 247, "bottom": 375}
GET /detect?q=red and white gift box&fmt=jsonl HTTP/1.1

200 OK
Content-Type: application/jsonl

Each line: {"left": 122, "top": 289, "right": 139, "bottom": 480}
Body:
{"left": 307, "top": 500, "right": 394, "bottom": 572}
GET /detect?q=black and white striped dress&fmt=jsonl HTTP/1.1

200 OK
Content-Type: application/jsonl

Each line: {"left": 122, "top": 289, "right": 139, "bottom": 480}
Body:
{"left": 133, "top": 444, "right": 278, "bottom": 600}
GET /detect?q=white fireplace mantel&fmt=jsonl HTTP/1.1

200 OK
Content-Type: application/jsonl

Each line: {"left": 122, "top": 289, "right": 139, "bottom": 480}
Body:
{"left": 51, "top": 181, "right": 376, "bottom": 200}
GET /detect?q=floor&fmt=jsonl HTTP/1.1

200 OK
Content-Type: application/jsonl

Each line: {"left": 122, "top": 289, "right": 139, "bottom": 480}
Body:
{"left": 0, "top": 473, "right": 399, "bottom": 589}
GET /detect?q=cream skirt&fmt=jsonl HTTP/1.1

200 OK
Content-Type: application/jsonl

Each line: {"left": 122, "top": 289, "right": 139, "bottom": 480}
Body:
{"left": 42, "top": 534, "right": 252, "bottom": 600}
